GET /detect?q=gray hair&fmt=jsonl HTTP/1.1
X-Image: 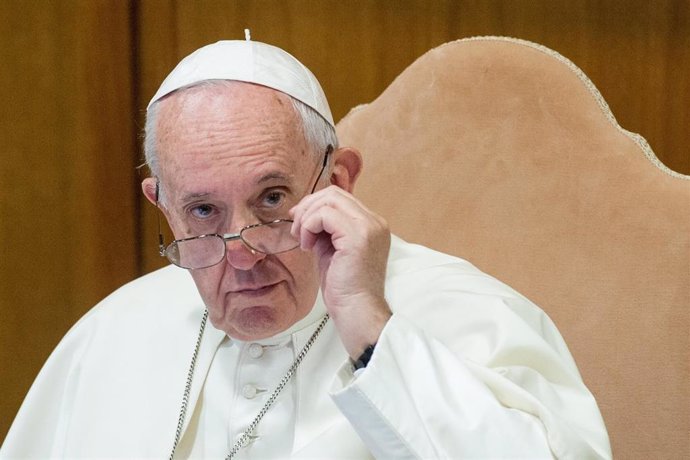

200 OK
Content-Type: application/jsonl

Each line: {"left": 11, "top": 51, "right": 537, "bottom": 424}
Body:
{"left": 143, "top": 80, "right": 338, "bottom": 185}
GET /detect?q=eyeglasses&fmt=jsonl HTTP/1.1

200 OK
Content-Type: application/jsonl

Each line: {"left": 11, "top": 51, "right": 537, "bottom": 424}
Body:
{"left": 155, "top": 145, "right": 332, "bottom": 269}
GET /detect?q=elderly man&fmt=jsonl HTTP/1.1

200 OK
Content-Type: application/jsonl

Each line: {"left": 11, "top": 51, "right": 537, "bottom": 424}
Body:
{"left": 1, "top": 40, "right": 610, "bottom": 459}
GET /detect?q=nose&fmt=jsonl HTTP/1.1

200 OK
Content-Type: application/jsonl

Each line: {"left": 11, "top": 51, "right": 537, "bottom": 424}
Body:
{"left": 223, "top": 212, "right": 268, "bottom": 270}
{"left": 224, "top": 235, "right": 266, "bottom": 271}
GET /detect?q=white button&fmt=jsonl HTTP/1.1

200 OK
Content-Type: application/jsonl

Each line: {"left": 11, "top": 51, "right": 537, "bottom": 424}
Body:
{"left": 247, "top": 343, "right": 264, "bottom": 358}
{"left": 242, "top": 384, "right": 258, "bottom": 399}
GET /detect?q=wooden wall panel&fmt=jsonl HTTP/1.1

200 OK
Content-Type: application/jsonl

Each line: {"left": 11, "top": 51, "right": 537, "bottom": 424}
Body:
{"left": 2, "top": 0, "right": 688, "bottom": 448}
{"left": 0, "top": 1, "right": 138, "bottom": 443}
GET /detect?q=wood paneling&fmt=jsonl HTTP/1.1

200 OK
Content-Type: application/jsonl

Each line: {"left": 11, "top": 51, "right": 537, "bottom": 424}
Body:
{"left": 2, "top": 0, "right": 688, "bottom": 447}
{"left": 0, "top": 0, "right": 138, "bottom": 442}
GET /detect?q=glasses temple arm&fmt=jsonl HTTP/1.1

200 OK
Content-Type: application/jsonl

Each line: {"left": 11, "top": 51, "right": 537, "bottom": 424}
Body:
{"left": 155, "top": 180, "right": 166, "bottom": 256}
{"left": 310, "top": 144, "right": 333, "bottom": 194}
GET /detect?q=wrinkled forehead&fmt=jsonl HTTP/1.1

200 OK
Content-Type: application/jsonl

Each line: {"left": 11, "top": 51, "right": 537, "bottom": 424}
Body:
{"left": 152, "top": 82, "right": 312, "bottom": 192}
{"left": 158, "top": 82, "right": 303, "bottom": 152}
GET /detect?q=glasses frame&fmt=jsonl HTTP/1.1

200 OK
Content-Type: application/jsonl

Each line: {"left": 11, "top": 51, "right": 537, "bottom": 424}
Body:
{"left": 155, "top": 144, "right": 333, "bottom": 269}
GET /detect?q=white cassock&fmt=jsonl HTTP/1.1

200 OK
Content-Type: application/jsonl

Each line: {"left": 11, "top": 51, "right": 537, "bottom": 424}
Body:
{"left": 0, "top": 236, "right": 611, "bottom": 459}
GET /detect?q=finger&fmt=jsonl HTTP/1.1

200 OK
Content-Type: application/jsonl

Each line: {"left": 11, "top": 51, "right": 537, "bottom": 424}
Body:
{"left": 297, "top": 205, "right": 343, "bottom": 251}
{"left": 291, "top": 187, "right": 373, "bottom": 238}
{"left": 290, "top": 185, "right": 363, "bottom": 225}
{"left": 312, "top": 232, "right": 335, "bottom": 271}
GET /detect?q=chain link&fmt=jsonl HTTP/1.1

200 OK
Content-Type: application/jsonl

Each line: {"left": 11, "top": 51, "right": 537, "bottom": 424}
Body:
{"left": 169, "top": 309, "right": 209, "bottom": 460}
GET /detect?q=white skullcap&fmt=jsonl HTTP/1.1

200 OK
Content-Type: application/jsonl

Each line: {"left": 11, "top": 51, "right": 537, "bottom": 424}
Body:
{"left": 147, "top": 39, "right": 334, "bottom": 128}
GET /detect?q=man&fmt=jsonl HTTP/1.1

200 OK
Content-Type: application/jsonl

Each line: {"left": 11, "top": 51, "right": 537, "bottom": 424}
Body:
{"left": 1, "top": 39, "right": 611, "bottom": 459}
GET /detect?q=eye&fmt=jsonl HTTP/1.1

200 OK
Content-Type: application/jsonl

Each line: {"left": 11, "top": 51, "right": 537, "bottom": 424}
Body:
{"left": 260, "top": 189, "right": 287, "bottom": 209}
{"left": 189, "top": 203, "right": 215, "bottom": 219}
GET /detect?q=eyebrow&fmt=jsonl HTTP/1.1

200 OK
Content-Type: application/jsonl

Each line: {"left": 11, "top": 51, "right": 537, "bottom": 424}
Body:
{"left": 178, "top": 172, "right": 294, "bottom": 203}
{"left": 179, "top": 191, "right": 212, "bottom": 203}
{"left": 257, "top": 172, "right": 293, "bottom": 185}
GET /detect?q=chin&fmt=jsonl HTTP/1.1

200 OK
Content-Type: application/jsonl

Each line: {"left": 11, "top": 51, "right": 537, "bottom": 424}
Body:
{"left": 210, "top": 304, "right": 289, "bottom": 340}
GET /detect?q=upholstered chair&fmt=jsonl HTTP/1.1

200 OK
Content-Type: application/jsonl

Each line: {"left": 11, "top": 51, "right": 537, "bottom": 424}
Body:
{"left": 337, "top": 37, "right": 690, "bottom": 459}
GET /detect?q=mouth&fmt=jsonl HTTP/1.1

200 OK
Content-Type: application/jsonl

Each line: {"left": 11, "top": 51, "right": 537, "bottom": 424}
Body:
{"left": 232, "top": 282, "right": 280, "bottom": 297}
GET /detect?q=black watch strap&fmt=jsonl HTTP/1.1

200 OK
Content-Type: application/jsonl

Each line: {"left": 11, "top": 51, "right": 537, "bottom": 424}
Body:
{"left": 353, "top": 343, "right": 376, "bottom": 370}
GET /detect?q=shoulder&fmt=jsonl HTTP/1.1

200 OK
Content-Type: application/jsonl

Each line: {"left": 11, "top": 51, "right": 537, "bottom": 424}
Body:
{"left": 61, "top": 265, "right": 207, "bottom": 356}
{"left": 384, "top": 236, "right": 568, "bottom": 355}
{"left": 98, "top": 264, "right": 200, "bottom": 310}
{"left": 79, "top": 264, "right": 202, "bottom": 325}
{"left": 52, "top": 264, "right": 209, "bottom": 395}
{"left": 386, "top": 235, "right": 526, "bottom": 301}
{"left": 3, "top": 266, "right": 212, "bottom": 456}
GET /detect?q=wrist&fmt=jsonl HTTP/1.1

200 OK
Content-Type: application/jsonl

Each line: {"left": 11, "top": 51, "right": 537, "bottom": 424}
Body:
{"left": 331, "top": 298, "right": 391, "bottom": 359}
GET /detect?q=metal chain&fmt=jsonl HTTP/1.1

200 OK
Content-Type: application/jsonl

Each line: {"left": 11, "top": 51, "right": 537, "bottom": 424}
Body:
{"left": 225, "top": 313, "right": 330, "bottom": 459}
{"left": 169, "top": 308, "right": 209, "bottom": 460}
{"left": 167, "top": 311, "right": 330, "bottom": 460}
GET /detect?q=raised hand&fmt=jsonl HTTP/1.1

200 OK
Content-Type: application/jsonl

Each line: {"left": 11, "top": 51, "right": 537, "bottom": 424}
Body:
{"left": 290, "top": 184, "right": 392, "bottom": 359}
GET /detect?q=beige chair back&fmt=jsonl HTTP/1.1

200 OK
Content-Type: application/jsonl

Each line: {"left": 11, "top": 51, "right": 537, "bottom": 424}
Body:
{"left": 337, "top": 37, "right": 690, "bottom": 459}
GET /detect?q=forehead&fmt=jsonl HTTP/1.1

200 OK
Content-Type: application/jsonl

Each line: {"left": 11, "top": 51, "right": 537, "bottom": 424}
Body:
{"left": 155, "top": 82, "right": 313, "bottom": 196}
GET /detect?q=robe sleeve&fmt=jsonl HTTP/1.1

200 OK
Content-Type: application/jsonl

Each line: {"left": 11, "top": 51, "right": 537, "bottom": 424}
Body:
{"left": 329, "top": 261, "right": 611, "bottom": 460}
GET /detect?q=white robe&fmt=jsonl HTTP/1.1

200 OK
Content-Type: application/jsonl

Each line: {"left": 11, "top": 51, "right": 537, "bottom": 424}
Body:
{"left": 0, "top": 236, "right": 611, "bottom": 459}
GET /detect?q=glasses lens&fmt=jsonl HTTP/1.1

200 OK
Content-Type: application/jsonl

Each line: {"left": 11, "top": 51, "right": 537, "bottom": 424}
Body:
{"left": 165, "top": 235, "right": 226, "bottom": 269}
{"left": 242, "top": 220, "right": 299, "bottom": 254}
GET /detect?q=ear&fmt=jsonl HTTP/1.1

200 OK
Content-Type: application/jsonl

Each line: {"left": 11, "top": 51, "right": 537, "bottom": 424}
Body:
{"left": 329, "top": 147, "right": 363, "bottom": 194}
{"left": 141, "top": 177, "right": 159, "bottom": 206}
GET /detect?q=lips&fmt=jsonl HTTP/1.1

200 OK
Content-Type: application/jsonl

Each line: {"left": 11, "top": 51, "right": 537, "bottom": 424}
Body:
{"left": 231, "top": 282, "right": 280, "bottom": 297}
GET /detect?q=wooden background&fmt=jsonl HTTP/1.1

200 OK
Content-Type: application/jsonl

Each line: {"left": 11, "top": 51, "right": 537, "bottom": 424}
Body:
{"left": 1, "top": 0, "right": 688, "bottom": 449}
